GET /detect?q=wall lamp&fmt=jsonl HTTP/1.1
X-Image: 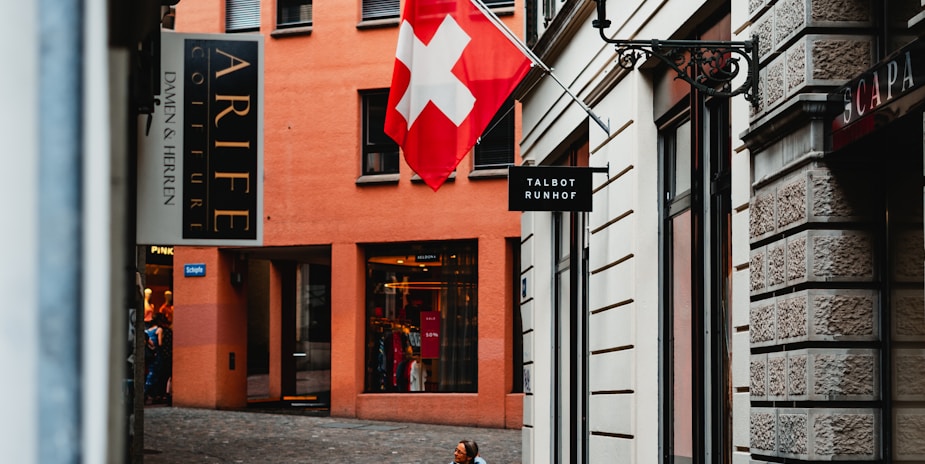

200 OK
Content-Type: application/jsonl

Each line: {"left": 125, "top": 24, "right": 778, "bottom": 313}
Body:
{"left": 591, "top": 0, "right": 760, "bottom": 107}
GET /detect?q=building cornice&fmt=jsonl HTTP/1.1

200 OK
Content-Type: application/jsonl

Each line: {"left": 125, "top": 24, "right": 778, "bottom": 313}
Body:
{"left": 515, "top": 0, "right": 596, "bottom": 100}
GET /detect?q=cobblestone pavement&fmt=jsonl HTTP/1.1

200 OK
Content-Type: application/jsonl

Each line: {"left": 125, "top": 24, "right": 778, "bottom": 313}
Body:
{"left": 143, "top": 406, "right": 523, "bottom": 463}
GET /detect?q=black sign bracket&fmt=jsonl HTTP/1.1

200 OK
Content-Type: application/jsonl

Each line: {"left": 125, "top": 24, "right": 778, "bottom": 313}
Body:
{"left": 591, "top": 163, "right": 609, "bottom": 180}
{"left": 591, "top": 0, "right": 759, "bottom": 107}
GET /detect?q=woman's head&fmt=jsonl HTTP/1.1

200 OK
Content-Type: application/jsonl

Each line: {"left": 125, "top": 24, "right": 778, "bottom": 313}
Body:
{"left": 453, "top": 440, "right": 479, "bottom": 463}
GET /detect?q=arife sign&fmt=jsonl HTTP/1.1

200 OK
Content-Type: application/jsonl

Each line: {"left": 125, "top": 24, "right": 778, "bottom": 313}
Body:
{"left": 508, "top": 166, "right": 602, "bottom": 212}
{"left": 137, "top": 32, "right": 264, "bottom": 246}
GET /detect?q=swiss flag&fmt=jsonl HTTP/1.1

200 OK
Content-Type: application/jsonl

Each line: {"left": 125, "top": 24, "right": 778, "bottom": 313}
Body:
{"left": 384, "top": 0, "right": 532, "bottom": 191}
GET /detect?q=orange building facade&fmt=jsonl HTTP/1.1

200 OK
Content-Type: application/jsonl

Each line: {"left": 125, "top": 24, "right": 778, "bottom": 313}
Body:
{"left": 164, "top": 0, "right": 524, "bottom": 428}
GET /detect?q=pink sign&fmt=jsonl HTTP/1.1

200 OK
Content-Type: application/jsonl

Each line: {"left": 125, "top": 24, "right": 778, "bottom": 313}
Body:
{"left": 420, "top": 311, "right": 440, "bottom": 359}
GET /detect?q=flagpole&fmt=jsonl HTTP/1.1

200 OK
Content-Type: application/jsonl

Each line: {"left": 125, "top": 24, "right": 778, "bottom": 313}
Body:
{"left": 470, "top": 0, "right": 610, "bottom": 134}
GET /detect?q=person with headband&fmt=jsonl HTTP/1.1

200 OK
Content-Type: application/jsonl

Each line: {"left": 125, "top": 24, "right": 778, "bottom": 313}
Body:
{"left": 451, "top": 439, "right": 487, "bottom": 464}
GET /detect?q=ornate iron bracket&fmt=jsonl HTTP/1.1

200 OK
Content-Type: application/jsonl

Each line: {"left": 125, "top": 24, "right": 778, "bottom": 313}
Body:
{"left": 591, "top": 0, "right": 759, "bottom": 107}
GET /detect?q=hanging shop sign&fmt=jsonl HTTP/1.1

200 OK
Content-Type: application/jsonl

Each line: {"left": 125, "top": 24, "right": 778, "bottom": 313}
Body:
{"left": 508, "top": 166, "right": 600, "bottom": 212}
{"left": 137, "top": 31, "right": 264, "bottom": 246}
{"left": 831, "top": 38, "right": 925, "bottom": 150}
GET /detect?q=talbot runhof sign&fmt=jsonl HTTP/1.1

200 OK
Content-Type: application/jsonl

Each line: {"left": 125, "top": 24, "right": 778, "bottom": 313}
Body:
{"left": 508, "top": 165, "right": 601, "bottom": 212}
{"left": 137, "top": 31, "right": 264, "bottom": 246}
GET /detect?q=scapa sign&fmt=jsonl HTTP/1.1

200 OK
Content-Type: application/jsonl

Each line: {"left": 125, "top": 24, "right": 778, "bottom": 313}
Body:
{"left": 832, "top": 39, "right": 925, "bottom": 149}
{"left": 508, "top": 166, "right": 594, "bottom": 212}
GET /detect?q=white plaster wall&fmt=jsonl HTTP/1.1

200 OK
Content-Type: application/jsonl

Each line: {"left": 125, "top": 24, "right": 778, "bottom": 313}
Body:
{"left": 589, "top": 56, "right": 662, "bottom": 464}
{"left": 588, "top": 305, "right": 634, "bottom": 353}
{"left": 590, "top": 433, "right": 635, "bottom": 462}
{"left": 519, "top": 0, "right": 757, "bottom": 462}
{"left": 0, "top": 1, "right": 39, "bottom": 462}
{"left": 520, "top": 209, "right": 555, "bottom": 464}
{"left": 84, "top": 1, "right": 118, "bottom": 461}
{"left": 731, "top": 0, "right": 754, "bottom": 459}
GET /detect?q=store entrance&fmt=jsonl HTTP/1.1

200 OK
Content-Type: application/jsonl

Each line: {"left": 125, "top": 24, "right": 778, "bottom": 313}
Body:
{"left": 284, "top": 263, "right": 331, "bottom": 406}
{"left": 828, "top": 109, "right": 925, "bottom": 460}
{"left": 246, "top": 253, "right": 331, "bottom": 411}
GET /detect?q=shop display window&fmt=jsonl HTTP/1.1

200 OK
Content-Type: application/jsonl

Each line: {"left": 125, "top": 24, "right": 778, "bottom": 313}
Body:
{"left": 364, "top": 241, "right": 478, "bottom": 393}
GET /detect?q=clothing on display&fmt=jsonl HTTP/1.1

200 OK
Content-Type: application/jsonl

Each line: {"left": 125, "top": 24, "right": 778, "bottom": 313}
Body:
{"left": 367, "top": 317, "right": 428, "bottom": 392}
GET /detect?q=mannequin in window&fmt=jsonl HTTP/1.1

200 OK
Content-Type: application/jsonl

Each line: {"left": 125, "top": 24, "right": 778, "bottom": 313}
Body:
{"left": 158, "top": 290, "right": 174, "bottom": 328}
{"left": 410, "top": 355, "right": 426, "bottom": 391}
{"left": 143, "top": 288, "right": 155, "bottom": 329}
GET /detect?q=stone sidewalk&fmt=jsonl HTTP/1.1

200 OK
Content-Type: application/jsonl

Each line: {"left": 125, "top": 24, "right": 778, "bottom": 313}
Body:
{"left": 143, "top": 406, "right": 523, "bottom": 463}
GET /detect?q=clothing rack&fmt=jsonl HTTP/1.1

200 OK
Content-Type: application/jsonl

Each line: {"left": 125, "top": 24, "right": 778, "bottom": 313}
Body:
{"left": 369, "top": 317, "right": 417, "bottom": 331}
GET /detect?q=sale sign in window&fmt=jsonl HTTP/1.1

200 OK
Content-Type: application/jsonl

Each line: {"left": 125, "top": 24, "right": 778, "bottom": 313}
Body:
{"left": 421, "top": 311, "right": 440, "bottom": 359}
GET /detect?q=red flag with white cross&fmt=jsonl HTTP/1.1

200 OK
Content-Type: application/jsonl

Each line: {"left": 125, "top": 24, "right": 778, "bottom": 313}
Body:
{"left": 384, "top": 0, "right": 532, "bottom": 191}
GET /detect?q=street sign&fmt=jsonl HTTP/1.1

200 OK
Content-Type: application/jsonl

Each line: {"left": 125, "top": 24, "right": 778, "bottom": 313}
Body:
{"left": 184, "top": 263, "right": 206, "bottom": 277}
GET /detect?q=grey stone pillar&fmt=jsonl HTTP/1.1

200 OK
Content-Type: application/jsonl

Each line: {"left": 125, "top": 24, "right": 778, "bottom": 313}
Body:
{"left": 748, "top": 165, "right": 880, "bottom": 461}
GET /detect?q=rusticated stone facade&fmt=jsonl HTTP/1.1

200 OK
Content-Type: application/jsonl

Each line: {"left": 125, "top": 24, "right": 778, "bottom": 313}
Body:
{"left": 749, "top": 228, "right": 874, "bottom": 292}
{"left": 747, "top": 162, "right": 883, "bottom": 460}
{"left": 744, "top": 0, "right": 925, "bottom": 459}
{"left": 749, "top": 0, "right": 874, "bottom": 116}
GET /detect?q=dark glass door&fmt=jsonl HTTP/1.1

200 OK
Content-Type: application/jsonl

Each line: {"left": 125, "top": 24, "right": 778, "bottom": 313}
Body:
{"left": 290, "top": 263, "right": 331, "bottom": 405}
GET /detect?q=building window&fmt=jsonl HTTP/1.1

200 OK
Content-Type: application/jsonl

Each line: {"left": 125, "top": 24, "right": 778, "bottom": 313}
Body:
{"left": 666, "top": 206, "right": 694, "bottom": 463}
{"left": 525, "top": 0, "right": 538, "bottom": 47}
{"left": 277, "top": 0, "right": 312, "bottom": 28}
{"left": 360, "top": 0, "right": 507, "bottom": 23}
{"left": 226, "top": 0, "right": 261, "bottom": 32}
{"left": 542, "top": 0, "right": 556, "bottom": 26}
{"left": 361, "top": 90, "right": 400, "bottom": 176}
{"left": 364, "top": 241, "right": 478, "bottom": 393}
{"left": 883, "top": 1, "right": 925, "bottom": 54}
{"left": 660, "top": 100, "right": 732, "bottom": 463}
{"left": 662, "top": 117, "right": 695, "bottom": 464}
{"left": 549, "top": 142, "right": 589, "bottom": 462}
{"left": 483, "top": 0, "right": 515, "bottom": 6}
{"left": 511, "top": 239, "right": 523, "bottom": 394}
{"left": 474, "top": 99, "right": 515, "bottom": 170}
{"left": 553, "top": 210, "right": 574, "bottom": 462}
{"left": 362, "top": 0, "right": 399, "bottom": 21}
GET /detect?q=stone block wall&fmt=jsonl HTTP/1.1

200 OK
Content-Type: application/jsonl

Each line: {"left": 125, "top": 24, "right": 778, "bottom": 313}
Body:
{"left": 748, "top": 0, "right": 875, "bottom": 117}
{"left": 746, "top": 166, "right": 925, "bottom": 461}
{"left": 748, "top": 162, "right": 883, "bottom": 461}
{"left": 750, "top": 407, "right": 880, "bottom": 460}
{"left": 744, "top": 0, "right": 925, "bottom": 461}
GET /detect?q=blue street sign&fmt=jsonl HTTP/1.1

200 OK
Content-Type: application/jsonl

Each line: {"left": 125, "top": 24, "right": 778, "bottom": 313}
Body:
{"left": 184, "top": 263, "right": 206, "bottom": 277}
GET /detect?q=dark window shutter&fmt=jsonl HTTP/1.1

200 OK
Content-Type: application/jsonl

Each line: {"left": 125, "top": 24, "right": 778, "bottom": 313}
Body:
{"left": 362, "top": 0, "right": 400, "bottom": 20}
{"left": 226, "top": 0, "right": 261, "bottom": 32}
{"left": 483, "top": 0, "right": 515, "bottom": 6}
